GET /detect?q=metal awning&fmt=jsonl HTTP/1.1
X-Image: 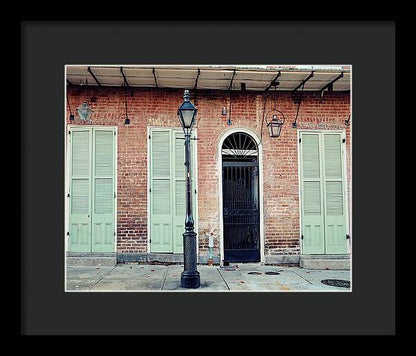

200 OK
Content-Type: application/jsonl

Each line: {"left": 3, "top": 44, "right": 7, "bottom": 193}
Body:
{"left": 66, "top": 65, "right": 350, "bottom": 92}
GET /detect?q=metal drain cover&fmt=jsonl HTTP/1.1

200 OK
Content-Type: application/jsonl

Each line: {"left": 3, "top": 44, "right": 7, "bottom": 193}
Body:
{"left": 247, "top": 271, "right": 262, "bottom": 275}
{"left": 321, "top": 279, "right": 350, "bottom": 288}
{"left": 265, "top": 271, "right": 280, "bottom": 275}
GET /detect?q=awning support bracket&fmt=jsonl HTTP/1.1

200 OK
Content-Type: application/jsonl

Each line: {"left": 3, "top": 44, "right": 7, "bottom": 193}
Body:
{"left": 292, "top": 79, "right": 307, "bottom": 128}
{"left": 265, "top": 71, "right": 281, "bottom": 91}
{"left": 87, "top": 66, "right": 102, "bottom": 87}
{"left": 152, "top": 68, "right": 158, "bottom": 89}
{"left": 320, "top": 72, "right": 344, "bottom": 95}
{"left": 228, "top": 70, "right": 236, "bottom": 91}
{"left": 293, "top": 71, "right": 314, "bottom": 91}
{"left": 120, "top": 67, "right": 129, "bottom": 88}
{"left": 194, "top": 69, "right": 200, "bottom": 90}
{"left": 120, "top": 67, "right": 133, "bottom": 96}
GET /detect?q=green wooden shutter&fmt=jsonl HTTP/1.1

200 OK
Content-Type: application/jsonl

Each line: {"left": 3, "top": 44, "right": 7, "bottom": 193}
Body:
{"left": 173, "top": 130, "right": 186, "bottom": 253}
{"left": 172, "top": 131, "right": 197, "bottom": 253}
{"left": 322, "top": 133, "right": 347, "bottom": 254}
{"left": 91, "top": 128, "right": 115, "bottom": 252}
{"left": 150, "top": 130, "right": 173, "bottom": 252}
{"left": 300, "top": 133, "right": 325, "bottom": 254}
{"left": 150, "top": 129, "right": 197, "bottom": 254}
{"left": 300, "top": 131, "right": 348, "bottom": 255}
{"left": 69, "top": 128, "right": 92, "bottom": 252}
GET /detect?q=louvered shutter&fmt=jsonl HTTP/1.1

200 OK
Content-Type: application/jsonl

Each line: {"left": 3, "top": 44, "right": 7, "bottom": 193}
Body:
{"left": 173, "top": 131, "right": 186, "bottom": 253}
{"left": 69, "top": 128, "right": 92, "bottom": 252}
{"left": 91, "top": 128, "right": 115, "bottom": 252}
{"left": 150, "top": 130, "right": 173, "bottom": 252}
{"left": 323, "top": 133, "right": 347, "bottom": 254}
{"left": 150, "top": 129, "right": 197, "bottom": 253}
{"left": 300, "top": 133, "right": 325, "bottom": 254}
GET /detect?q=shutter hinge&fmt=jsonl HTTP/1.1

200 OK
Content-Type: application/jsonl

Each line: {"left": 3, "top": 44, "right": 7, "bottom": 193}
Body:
{"left": 67, "top": 231, "right": 69, "bottom": 236}
{"left": 68, "top": 130, "right": 71, "bottom": 134}
{"left": 299, "top": 137, "right": 301, "bottom": 143}
{"left": 342, "top": 138, "right": 346, "bottom": 143}
{"left": 195, "top": 189, "right": 197, "bottom": 194}
{"left": 114, "top": 131, "right": 116, "bottom": 135}
{"left": 149, "top": 134, "right": 151, "bottom": 139}
{"left": 114, "top": 231, "right": 116, "bottom": 236}
{"left": 114, "top": 192, "right": 116, "bottom": 198}
{"left": 67, "top": 193, "right": 70, "bottom": 198}
{"left": 346, "top": 234, "right": 350, "bottom": 239}
{"left": 150, "top": 239, "right": 152, "bottom": 243}
{"left": 301, "top": 234, "right": 304, "bottom": 240}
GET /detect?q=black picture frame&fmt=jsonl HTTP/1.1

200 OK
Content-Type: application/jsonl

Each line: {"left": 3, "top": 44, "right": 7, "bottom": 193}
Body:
{"left": 20, "top": 19, "right": 396, "bottom": 335}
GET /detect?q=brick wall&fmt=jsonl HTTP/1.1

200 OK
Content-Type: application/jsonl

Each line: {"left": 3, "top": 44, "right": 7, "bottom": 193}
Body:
{"left": 66, "top": 86, "right": 351, "bottom": 259}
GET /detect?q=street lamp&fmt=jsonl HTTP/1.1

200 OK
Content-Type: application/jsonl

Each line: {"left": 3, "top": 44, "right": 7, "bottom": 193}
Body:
{"left": 177, "top": 89, "right": 200, "bottom": 289}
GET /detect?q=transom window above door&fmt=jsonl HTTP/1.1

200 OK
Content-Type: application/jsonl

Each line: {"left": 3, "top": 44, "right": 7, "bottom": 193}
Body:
{"left": 222, "top": 132, "right": 258, "bottom": 161}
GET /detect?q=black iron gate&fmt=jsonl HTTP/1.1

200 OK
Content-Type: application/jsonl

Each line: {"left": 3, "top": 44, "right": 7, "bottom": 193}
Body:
{"left": 222, "top": 161, "right": 260, "bottom": 263}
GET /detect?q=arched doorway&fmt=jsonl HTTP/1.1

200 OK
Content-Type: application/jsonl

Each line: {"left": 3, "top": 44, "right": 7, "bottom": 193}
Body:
{"left": 221, "top": 131, "right": 260, "bottom": 263}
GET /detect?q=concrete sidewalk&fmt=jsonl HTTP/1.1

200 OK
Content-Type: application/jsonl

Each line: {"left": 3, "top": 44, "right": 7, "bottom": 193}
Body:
{"left": 66, "top": 263, "right": 351, "bottom": 292}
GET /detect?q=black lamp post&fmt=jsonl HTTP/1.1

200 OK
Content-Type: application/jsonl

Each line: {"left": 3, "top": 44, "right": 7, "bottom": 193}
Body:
{"left": 177, "top": 89, "right": 200, "bottom": 289}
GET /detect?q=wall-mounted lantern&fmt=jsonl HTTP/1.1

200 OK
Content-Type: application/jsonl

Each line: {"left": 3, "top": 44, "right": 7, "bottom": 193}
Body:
{"left": 266, "top": 85, "right": 285, "bottom": 138}
{"left": 345, "top": 114, "right": 351, "bottom": 126}
{"left": 267, "top": 112, "right": 285, "bottom": 138}
{"left": 77, "top": 101, "right": 93, "bottom": 123}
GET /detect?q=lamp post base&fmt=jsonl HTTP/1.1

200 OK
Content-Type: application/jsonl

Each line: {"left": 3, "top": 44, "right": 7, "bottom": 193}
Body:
{"left": 180, "top": 270, "right": 201, "bottom": 289}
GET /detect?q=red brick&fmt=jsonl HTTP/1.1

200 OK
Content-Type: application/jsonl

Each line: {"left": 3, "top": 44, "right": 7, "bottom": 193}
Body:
{"left": 66, "top": 87, "right": 351, "bottom": 256}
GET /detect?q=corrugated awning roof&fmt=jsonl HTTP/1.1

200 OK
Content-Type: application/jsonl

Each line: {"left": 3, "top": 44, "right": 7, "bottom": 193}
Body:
{"left": 66, "top": 65, "right": 351, "bottom": 92}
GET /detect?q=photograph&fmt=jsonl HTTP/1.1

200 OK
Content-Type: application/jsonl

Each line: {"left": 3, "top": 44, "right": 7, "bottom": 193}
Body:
{"left": 64, "top": 64, "right": 352, "bottom": 292}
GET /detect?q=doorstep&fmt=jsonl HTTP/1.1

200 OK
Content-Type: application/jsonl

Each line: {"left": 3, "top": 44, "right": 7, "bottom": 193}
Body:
{"left": 299, "top": 254, "right": 351, "bottom": 270}
{"left": 116, "top": 253, "right": 221, "bottom": 265}
{"left": 66, "top": 252, "right": 116, "bottom": 267}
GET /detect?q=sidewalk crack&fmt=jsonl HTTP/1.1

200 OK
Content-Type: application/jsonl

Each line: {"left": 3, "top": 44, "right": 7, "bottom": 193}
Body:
{"left": 217, "top": 268, "right": 230, "bottom": 291}
{"left": 292, "top": 270, "right": 313, "bottom": 284}
{"left": 89, "top": 266, "right": 117, "bottom": 290}
{"left": 161, "top": 265, "right": 169, "bottom": 290}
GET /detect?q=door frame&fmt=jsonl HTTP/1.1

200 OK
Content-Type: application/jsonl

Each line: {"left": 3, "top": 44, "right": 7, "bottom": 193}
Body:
{"left": 146, "top": 126, "right": 199, "bottom": 254}
{"left": 65, "top": 124, "right": 118, "bottom": 254}
{"left": 297, "top": 129, "right": 351, "bottom": 255}
{"left": 218, "top": 128, "right": 264, "bottom": 265}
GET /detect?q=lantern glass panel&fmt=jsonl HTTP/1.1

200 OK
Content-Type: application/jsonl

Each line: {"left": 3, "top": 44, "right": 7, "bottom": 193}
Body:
{"left": 180, "top": 109, "right": 195, "bottom": 128}
{"left": 268, "top": 121, "right": 283, "bottom": 137}
{"left": 272, "top": 124, "right": 282, "bottom": 137}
